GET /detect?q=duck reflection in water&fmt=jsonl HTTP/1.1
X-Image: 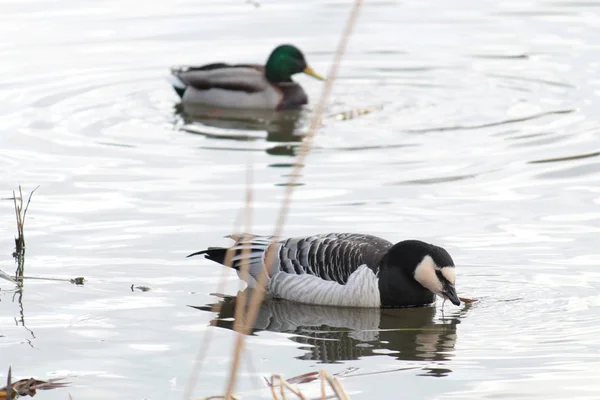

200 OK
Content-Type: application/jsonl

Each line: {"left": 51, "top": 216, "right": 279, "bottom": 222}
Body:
{"left": 191, "top": 289, "right": 469, "bottom": 377}
{"left": 174, "top": 103, "right": 306, "bottom": 157}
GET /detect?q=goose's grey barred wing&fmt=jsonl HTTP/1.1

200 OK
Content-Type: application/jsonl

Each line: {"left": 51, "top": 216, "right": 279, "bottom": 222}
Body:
{"left": 188, "top": 233, "right": 393, "bottom": 286}
{"left": 170, "top": 63, "right": 268, "bottom": 93}
{"left": 276, "top": 233, "right": 394, "bottom": 284}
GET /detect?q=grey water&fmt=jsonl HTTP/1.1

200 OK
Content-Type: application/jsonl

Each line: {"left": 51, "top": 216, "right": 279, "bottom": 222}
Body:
{"left": 1, "top": 0, "right": 600, "bottom": 399}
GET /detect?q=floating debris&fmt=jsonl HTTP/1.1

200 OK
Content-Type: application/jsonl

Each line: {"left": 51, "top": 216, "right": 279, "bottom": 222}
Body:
{"left": 327, "top": 105, "right": 383, "bottom": 121}
{"left": 265, "top": 371, "right": 320, "bottom": 387}
{"left": 459, "top": 297, "right": 478, "bottom": 304}
{"left": 0, "top": 367, "right": 70, "bottom": 399}
{"left": 131, "top": 284, "right": 151, "bottom": 292}
{"left": 70, "top": 277, "right": 85, "bottom": 285}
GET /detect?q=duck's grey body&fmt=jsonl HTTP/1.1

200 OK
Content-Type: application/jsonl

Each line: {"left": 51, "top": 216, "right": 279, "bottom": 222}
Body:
{"left": 169, "top": 64, "right": 309, "bottom": 110}
{"left": 188, "top": 233, "right": 460, "bottom": 309}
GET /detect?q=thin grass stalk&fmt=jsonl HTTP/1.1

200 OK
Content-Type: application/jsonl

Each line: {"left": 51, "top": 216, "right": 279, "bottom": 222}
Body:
{"left": 13, "top": 189, "right": 21, "bottom": 238}
{"left": 222, "top": 1, "right": 364, "bottom": 398}
{"left": 320, "top": 371, "right": 349, "bottom": 400}
{"left": 278, "top": 375, "right": 287, "bottom": 400}
{"left": 21, "top": 186, "right": 39, "bottom": 231}
{"left": 225, "top": 159, "right": 255, "bottom": 396}
{"left": 11, "top": 185, "right": 38, "bottom": 279}
{"left": 231, "top": 159, "right": 255, "bottom": 331}
{"left": 13, "top": 189, "right": 22, "bottom": 237}
{"left": 320, "top": 370, "right": 326, "bottom": 400}
{"left": 18, "top": 186, "right": 24, "bottom": 234}
{"left": 13, "top": 188, "right": 24, "bottom": 279}
{"left": 269, "top": 378, "right": 280, "bottom": 400}
{"left": 182, "top": 209, "right": 244, "bottom": 400}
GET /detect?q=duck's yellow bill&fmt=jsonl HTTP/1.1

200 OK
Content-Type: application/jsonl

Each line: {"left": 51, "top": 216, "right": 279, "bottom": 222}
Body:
{"left": 303, "top": 65, "right": 325, "bottom": 81}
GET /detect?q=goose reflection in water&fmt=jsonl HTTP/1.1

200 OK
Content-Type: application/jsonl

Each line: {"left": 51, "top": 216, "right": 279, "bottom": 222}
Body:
{"left": 191, "top": 289, "right": 469, "bottom": 377}
{"left": 174, "top": 102, "right": 306, "bottom": 157}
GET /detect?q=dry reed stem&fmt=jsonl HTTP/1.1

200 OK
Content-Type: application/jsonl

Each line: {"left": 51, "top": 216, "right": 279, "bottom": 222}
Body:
{"left": 222, "top": 1, "right": 363, "bottom": 398}
{"left": 182, "top": 209, "right": 244, "bottom": 399}
{"left": 203, "top": 370, "right": 351, "bottom": 400}
{"left": 270, "top": 382, "right": 279, "bottom": 400}
{"left": 267, "top": 371, "right": 350, "bottom": 400}
{"left": 319, "top": 371, "right": 349, "bottom": 400}
{"left": 6, "top": 366, "right": 12, "bottom": 400}
{"left": 320, "top": 371, "right": 326, "bottom": 400}
{"left": 269, "top": 375, "right": 310, "bottom": 400}
{"left": 225, "top": 159, "right": 255, "bottom": 396}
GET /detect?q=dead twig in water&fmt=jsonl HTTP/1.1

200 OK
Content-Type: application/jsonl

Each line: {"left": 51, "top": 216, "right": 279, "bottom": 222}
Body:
{"left": 0, "top": 186, "right": 85, "bottom": 287}
{"left": 265, "top": 372, "right": 321, "bottom": 387}
{"left": 3, "top": 185, "right": 39, "bottom": 283}
{"left": 0, "top": 369, "right": 70, "bottom": 399}
{"left": 17, "top": 276, "right": 85, "bottom": 284}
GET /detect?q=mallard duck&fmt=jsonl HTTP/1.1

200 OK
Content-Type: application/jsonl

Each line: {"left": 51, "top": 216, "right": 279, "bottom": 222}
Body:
{"left": 187, "top": 233, "right": 460, "bottom": 308}
{"left": 168, "top": 44, "right": 324, "bottom": 110}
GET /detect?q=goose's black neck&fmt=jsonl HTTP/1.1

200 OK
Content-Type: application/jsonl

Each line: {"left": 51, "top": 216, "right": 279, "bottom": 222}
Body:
{"left": 378, "top": 267, "right": 435, "bottom": 308}
{"left": 377, "top": 240, "right": 438, "bottom": 308}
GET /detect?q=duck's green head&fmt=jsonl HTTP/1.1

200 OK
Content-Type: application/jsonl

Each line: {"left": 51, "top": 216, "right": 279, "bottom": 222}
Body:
{"left": 265, "top": 44, "right": 324, "bottom": 83}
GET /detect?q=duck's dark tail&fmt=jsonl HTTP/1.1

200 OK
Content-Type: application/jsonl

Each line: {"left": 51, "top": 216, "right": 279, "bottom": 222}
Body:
{"left": 167, "top": 73, "right": 187, "bottom": 98}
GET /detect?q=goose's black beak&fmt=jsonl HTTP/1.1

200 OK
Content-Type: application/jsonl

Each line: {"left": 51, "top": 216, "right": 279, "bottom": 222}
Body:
{"left": 443, "top": 285, "right": 461, "bottom": 306}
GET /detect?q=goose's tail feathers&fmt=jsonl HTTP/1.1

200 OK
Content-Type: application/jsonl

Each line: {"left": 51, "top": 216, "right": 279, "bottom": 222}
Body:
{"left": 187, "top": 247, "right": 227, "bottom": 265}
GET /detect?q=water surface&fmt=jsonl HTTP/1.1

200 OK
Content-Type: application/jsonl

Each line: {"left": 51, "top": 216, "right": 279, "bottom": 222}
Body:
{"left": 1, "top": 0, "right": 600, "bottom": 399}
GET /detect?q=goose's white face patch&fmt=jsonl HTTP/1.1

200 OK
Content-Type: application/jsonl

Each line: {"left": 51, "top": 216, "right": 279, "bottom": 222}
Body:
{"left": 414, "top": 256, "right": 443, "bottom": 294}
{"left": 414, "top": 255, "right": 455, "bottom": 296}
{"left": 441, "top": 266, "right": 456, "bottom": 285}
